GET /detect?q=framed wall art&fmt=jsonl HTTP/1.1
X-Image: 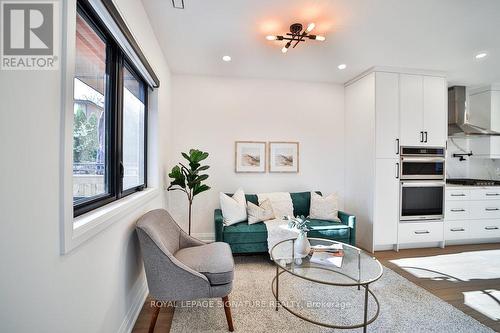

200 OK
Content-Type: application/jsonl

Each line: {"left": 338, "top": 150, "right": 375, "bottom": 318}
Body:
{"left": 268, "top": 142, "right": 299, "bottom": 173}
{"left": 235, "top": 141, "right": 267, "bottom": 173}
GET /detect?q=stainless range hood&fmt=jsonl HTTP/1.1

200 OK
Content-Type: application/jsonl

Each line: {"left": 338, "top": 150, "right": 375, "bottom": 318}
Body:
{"left": 448, "top": 86, "right": 500, "bottom": 136}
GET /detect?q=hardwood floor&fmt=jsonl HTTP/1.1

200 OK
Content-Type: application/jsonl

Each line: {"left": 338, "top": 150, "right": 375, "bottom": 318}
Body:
{"left": 375, "top": 243, "right": 500, "bottom": 332}
{"left": 132, "top": 243, "right": 500, "bottom": 332}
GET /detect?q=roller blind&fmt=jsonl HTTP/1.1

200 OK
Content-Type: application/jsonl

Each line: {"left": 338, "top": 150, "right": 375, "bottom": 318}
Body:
{"left": 83, "top": 0, "right": 160, "bottom": 88}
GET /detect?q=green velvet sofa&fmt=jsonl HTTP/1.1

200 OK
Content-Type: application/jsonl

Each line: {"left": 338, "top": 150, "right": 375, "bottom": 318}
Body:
{"left": 214, "top": 191, "right": 356, "bottom": 254}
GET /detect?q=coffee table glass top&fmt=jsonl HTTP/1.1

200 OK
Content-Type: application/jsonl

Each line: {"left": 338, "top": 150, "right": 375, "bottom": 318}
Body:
{"left": 270, "top": 238, "right": 383, "bottom": 286}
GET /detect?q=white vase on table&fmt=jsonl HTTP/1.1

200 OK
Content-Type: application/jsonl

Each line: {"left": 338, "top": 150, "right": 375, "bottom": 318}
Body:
{"left": 294, "top": 232, "right": 311, "bottom": 258}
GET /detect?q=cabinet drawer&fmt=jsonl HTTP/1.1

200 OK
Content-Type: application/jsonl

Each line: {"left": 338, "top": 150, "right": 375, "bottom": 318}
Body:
{"left": 444, "top": 220, "right": 470, "bottom": 240}
{"left": 470, "top": 219, "right": 500, "bottom": 238}
{"left": 470, "top": 189, "right": 500, "bottom": 200}
{"left": 398, "top": 222, "right": 444, "bottom": 243}
{"left": 446, "top": 189, "right": 470, "bottom": 201}
{"left": 470, "top": 200, "right": 500, "bottom": 219}
{"left": 445, "top": 201, "right": 470, "bottom": 220}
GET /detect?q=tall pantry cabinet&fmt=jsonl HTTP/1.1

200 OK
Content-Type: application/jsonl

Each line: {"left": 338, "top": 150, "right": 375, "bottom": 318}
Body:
{"left": 344, "top": 68, "right": 447, "bottom": 252}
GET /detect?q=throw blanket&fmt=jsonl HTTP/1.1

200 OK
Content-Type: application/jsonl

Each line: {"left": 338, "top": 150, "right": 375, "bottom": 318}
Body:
{"left": 257, "top": 192, "right": 297, "bottom": 260}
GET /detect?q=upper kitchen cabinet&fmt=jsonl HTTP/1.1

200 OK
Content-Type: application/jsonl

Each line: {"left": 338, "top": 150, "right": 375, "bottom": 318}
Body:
{"left": 400, "top": 74, "right": 447, "bottom": 147}
{"left": 400, "top": 74, "right": 424, "bottom": 146}
{"left": 375, "top": 72, "right": 400, "bottom": 158}
{"left": 469, "top": 85, "right": 500, "bottom": 133}
{"left": 423, "top": 76, "right": 447, "bottom": 146}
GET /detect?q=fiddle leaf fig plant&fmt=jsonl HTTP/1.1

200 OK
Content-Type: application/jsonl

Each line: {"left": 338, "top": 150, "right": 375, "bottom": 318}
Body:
{"left": 167, "top": 149, "right": 210, "bottom": 235}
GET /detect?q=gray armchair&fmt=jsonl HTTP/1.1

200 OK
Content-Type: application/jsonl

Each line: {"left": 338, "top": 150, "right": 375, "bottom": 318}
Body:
{"left": 136, "top": 209, "right": 235, "bottom": 332}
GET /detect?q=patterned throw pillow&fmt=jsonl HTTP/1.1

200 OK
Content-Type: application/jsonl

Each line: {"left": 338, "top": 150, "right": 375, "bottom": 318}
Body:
{"left": 309, "top": 192, "right": 341, "bottom": 222}
{"left": 247, "top": 199, "right": 275, "bottom": 224}
{"left": 220, "top": 188, "right": 247, "bottom": 226}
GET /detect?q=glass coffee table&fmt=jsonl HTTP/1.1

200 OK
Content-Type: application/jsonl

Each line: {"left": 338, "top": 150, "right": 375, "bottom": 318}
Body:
{"left": 270, "top": 238, "right": 383, "bottom": 332}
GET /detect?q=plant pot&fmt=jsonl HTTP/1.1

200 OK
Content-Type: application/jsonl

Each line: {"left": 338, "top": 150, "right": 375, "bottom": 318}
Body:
{"left": 294, "top": 233, "right": 311, "bottom": 258}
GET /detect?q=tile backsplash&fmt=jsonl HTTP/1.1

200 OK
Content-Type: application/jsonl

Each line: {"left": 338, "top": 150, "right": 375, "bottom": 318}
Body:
{"left": 447, "top": 137, "right": 500, "bottom": 180}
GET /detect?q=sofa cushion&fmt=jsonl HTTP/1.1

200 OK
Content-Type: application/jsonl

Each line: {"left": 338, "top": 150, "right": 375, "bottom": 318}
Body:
{"left": 223, "top": 221, "right": 268, "bottom": 244}
{"left": 174, "top": 242, "right": 234, "bottom": 285}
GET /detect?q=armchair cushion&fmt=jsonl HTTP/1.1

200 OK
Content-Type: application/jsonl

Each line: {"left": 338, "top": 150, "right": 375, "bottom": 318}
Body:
{"left": 175, "top": 242, "right": 234, "bottom": 286}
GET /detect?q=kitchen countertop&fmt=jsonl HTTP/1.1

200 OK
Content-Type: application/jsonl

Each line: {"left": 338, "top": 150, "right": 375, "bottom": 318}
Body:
{"left": 446, "top": 183, "right": 500, "bottom": 189}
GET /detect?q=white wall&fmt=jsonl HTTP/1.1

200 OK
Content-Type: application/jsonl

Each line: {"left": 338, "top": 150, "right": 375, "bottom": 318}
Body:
{"left": 169, "top": 75, "right": 345, "bottom": 239}
{"left": 0, "top": 0, "right": 171, "bottom": 332}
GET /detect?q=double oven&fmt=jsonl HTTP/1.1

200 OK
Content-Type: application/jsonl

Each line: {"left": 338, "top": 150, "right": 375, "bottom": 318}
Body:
{"left": 399, "top": 147, "right": 445, "bottom": 221}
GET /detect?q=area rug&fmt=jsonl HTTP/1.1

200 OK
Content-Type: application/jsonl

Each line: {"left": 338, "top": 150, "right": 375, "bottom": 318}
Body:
{"left": 170, "top": 255, "right": 494, "bottom": 332}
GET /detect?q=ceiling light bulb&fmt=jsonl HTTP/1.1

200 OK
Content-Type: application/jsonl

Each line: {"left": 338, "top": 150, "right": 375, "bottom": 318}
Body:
{"left": 475, "top": 52, "right": 487, "bottom": 59}
{"left": 281, "top": 46, "right": 288, "bottom": 54}
{"left": 315, "top": 35, "right": 326, "bottom": 41}
{"left": 222, "top": 55, "right": 231, "bottom": 62}
{"left": 306, "top": 23, "right": 315, "bottom": 32}
{"left": 338, "top": 64, "right": 347, "bottom": 70}
{"left": 266, "top": 35, "right": 277, "bottom": 41}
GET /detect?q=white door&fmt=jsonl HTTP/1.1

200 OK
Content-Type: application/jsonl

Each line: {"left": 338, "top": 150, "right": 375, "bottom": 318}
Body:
{"left": 400, "top": 74, "right": 424, "bottom": 146}
{"left": 373, "top": 158, "right": 400, "bottom": 247}
{"left": 375, "top": 72, "right": 400, "bottom": 158}
{"left": 423, "top": 76, "right": 447, "bottom": 147}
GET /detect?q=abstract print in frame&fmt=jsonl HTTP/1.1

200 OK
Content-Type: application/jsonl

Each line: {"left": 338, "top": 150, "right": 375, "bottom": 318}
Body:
{"left": 235, "top": 141, "right": 266, "bottom": 173}
{"left": 269, "top": 142, "right": 299, "bottom": 173}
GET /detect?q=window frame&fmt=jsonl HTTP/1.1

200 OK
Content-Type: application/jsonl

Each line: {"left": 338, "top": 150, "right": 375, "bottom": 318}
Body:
{"left": 73, "top": 1, "right": 148, "bottom": 217}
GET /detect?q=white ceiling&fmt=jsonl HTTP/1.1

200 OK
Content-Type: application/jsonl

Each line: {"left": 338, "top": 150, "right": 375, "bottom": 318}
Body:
{"left": 142, "top": 0, "right": 500, "bottom": 86}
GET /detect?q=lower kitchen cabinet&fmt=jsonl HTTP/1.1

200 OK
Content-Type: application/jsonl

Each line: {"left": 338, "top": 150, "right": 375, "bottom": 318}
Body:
{"left": 398, "top": 221, "right": 444, "bottom": 244}
{"left": 445, "top": 186, "right": 500, "bottom": 244}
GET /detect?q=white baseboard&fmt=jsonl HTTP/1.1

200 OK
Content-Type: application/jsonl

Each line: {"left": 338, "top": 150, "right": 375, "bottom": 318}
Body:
{"left": 118, "top": 276, "right": 149, "bottom": 333}
{"left": 192, "top": 232, "right": 215, "bottom": 242}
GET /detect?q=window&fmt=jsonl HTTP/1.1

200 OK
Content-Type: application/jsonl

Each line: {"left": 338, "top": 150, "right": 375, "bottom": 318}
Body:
{"left": 73, "top": 2, "right": 147, "bottom": 217}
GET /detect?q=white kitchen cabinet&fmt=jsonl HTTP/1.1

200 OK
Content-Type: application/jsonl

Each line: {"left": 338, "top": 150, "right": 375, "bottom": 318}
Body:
{"left": 398, "top": 221, "right": 444, "bottom": 244}
{"left": 468, "top": 86, "right": 500, "bottom": 133}
{"left": 375, "top": 72, "right": 400, "bottom": 158}
{"left": 445, "top": 220, "right": 471, "bottom": 240}
{"left": 423, "top": 76, "right": 447, "bottom": 146}
{"left": 373, "top": 158, "right": 400, "bottom": 246}
{"left": 400, "top": 74, "right": 447, "bottom": 147}
{"left": 444, "top": 186, "right": 500, "bottom": 243}
{"left": 345, "top": 67, "right": 447, "bottom": 252}
{"left": 400, "top": 74, "right": 424, "bottom": 146}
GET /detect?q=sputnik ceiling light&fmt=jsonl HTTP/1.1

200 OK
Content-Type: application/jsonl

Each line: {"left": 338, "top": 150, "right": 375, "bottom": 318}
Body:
{"left": 266, "top": 23, "right": 325, "bottom": 54}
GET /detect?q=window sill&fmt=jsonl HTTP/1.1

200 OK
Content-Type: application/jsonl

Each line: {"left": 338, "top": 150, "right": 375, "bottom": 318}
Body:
{"left": 64, "top": 188, "right": 159, "bottom": 253}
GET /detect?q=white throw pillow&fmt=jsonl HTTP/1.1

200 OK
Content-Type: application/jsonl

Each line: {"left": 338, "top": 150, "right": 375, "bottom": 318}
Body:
{"left": 247, "top": 199, "right": 275, "bottom": 224}
{"left": 309, "top": 192, "right": 341, "bottom": 222}
{"left": 220, "top": 189, "right": 247, "bottom": 226}
{"left": 257, "top": 192, "right": 294, "bottom": 219}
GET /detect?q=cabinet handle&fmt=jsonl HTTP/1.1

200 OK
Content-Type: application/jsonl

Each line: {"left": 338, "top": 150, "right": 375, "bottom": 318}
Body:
{"left": 420, "top": 131, "right": 424, "bottom": 143}
{"left": 485, "top": 226, "right": 499, "bottom": 230}
{"left": 424, "top": 131, "right": 428, "bottom": 143}
{"left": 414, "top": 230, "right": 430, "bottom": 234}
{"left": 450, "top": 193, "right": 466, "bottom": 197}
{"left": 395, "top": 138, "right": 400, "bottom": 155}
{"left": 485, "top": 208, "right": 499, "bottom": 211}
{"left": 396, "top": 162, "right": 399, "bottom": 179}
{"left": 485, "top": 193, "right": 500, "bottom": 196}
{"left": 450, "top": 228, "right": 465, "bottom": 232}
{"left": 450, "top": 208, "right": 465, "bottom": 212}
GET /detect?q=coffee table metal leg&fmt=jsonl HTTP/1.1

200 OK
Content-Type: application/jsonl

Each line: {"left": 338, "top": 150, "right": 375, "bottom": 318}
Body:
{"left": 275, "top": 264, "right": 279, "bottom": 311}
{"left": 363, "top": 285, "right": 369, "bottom": 333}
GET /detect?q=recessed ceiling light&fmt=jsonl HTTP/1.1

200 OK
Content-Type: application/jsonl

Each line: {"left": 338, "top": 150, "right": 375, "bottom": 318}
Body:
{"left": 475, "top": 52, "right": 488, "bottom": 59}
{"left": 338, "top": 64, "right": 347, "bottom": 70}
{"left": 222, "top": 55, "right": 231, "bottom": 62}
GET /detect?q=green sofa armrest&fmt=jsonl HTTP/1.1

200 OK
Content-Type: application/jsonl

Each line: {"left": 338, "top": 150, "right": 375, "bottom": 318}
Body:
{"left": 338, "top": 210, "right": 356, "bottom": 246}
{"left": 214, "top": 209, "right": 224, "bottom": 242}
